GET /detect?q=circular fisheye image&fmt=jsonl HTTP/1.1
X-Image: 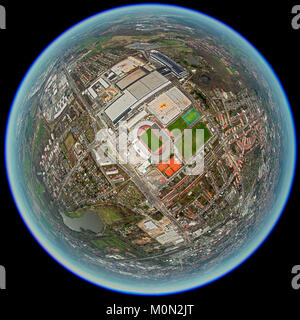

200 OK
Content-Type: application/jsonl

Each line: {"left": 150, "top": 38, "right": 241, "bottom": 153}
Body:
{"left": 5, "top": 4, "right": 296, "bottom": 295}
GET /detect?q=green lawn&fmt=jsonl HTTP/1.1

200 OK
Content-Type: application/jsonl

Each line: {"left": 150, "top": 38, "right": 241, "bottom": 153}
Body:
{"left": 36, "top": 121, "right": 44, "bottom": 146}
{"left": 140, "top": 128, "right": 162, "bottom": 152}
{"left": 64, "top": 133, "right": 75, "bottom": 151}
{"left": 175, "top": 129, "right": 202, "bottom": 160}
{"left": 193, "top": 121, "right": 211, "bottom": 143}
{"left": 95, "top": 207, "right": 122, "bottom": 225}
{"left": 175, "top": 122, "right": 211, "bottom": 160}
{"left": 167, "top": 117, "right": 188, "bottom": 136}
{"left": 92, "top": 235, "right": 130, "bottom": 252}
{"left": 153, "top": 39, "right": 183, "bottom": 46}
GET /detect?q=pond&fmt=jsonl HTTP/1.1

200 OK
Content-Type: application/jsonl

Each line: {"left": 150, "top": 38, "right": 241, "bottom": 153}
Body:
{"left": 59, "top": 210, "right": 103, "bottom": 233}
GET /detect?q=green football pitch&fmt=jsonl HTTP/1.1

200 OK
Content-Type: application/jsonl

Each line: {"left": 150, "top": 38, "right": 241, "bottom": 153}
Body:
{"left": 140, "top": 128, "right": 162, "bottom": 152}
{"left": 183, "top": 109, "right": 200, "bottom": 124}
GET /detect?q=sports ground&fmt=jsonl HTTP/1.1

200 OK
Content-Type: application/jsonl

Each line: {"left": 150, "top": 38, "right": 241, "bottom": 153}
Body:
{"left": 182, "top": 108, "right": 200, "bottom": 125}
{"left": 167, "top": 108, "right": 211, "bottom": 159}
{"left": 167, "top": 108, "right": 201, "bottom": 137}
{"left": 140, "top": 127, "right": 163, "bottom": 152}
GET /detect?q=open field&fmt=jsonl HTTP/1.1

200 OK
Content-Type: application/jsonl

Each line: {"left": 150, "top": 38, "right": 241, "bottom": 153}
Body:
{"left": 92, "top": 235, "right": 129, "bottom": 252}
{"left": 167, "top": 117, "right": 188, "bottom": 136}
{"left": 64, "top": 133, "right": 75, "bottom": 151}
{"left": 193, "top": 121, "right": 211, "bottom": 143}
{"left": 95, "top": 207, "right": 122, "bottom": 225}
{"left": 175, "top": 121, "right": 211, "bottom": 159}
{"left": 151, "top": 39, "right": 183, "bottom": 46}
{"left": 175, "top": 130, "right": 201, "bottom": 159}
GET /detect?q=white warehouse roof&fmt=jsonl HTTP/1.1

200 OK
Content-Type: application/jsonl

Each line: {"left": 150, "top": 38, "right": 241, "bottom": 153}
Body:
{"left": 104, "top": 90, "right": 137, "bottom": 123}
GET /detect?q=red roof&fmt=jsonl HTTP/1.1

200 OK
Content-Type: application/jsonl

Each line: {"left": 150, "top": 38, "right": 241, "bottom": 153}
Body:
{"left": 169, "top": 157, "right": 175, "bottom": 166}
{"left": 165, "top": 167, "right": 174, "bottom": 177}
{"left": 171, "top": 163, "right": 181, "bottom": 172}
{"left": 169, "top": 157, "right": 181, "bottom": 172}
{"left": 157, "top": 164, "right": 165, "bottom": 172}
{"left": 161, "top": 161, "right": 168, "bottom": 169}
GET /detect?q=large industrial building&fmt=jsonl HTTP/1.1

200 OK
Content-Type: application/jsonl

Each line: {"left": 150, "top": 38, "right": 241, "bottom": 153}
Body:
{"left": 116, "top": 68, "right": 147, "bottom": 90}
{"left": 104, "top": 71, "right": 171, "bottom": 124}
{"left": 110, "top": 56, "right": 145, "bottom": 76}
{"left": 150, "top": 51, "right": 188, "bottom": 78}
{"left": 147, "top": 86, "right": 191, "bottom": 125}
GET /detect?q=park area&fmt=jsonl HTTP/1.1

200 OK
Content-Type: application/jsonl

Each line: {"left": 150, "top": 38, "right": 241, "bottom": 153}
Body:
{"left": 95, "top": 206, "right": 123, "bottom": 225}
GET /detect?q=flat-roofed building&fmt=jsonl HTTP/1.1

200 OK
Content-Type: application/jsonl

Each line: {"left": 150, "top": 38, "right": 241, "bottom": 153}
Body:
{"left": 127, "top": 109, "right": 147, "bottom": 129}
{"left": 127, "top": 81, "right": 150, "bottom": 100}
{"left": 144, "top": 221, "right": 158, "bottom": 230}
{"left": 140, "top": 70, "right": 168, "bottom": 90}
{"left": 111, "top": 56, "right": 145, "bottom": 76}
{"left": 156, "top": 230, "right": 183, "bottom": 245}
{"left": 99, "top": 78, "right": 109, "bottom": 89}
{"left": 104, "top": 71, "right": 170, "bottom": 125}
{"left": 116, "top": 68, "right": 147, "bottom": 90}
{"left": 150, "top": 50, "right": 188, "bottom": 78}
{"left": 147, "top": 92, "right": 181, "bottom": 125}
{"left": 165, "top": 86, "right": 191, "bottom": 110}
{"left": 127, "top": 70, "right": 170, "bottom": 100}
{"left": 147, "top": 86, "right": 191, "bottom": 125}
{"left": 88, "top": 87, "right": 97, "bottom": 99}
{"left": 104, "top": 90, "right": 137, "bottom": 124}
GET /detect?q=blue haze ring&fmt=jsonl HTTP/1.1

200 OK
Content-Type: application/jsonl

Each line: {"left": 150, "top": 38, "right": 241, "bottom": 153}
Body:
{"left": 5, "top": 3, "right": 297, "bottom": 295}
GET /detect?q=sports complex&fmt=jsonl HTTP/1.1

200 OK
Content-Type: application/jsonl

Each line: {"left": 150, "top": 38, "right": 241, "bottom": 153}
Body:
{"left": 167, "top": 107, "right": 211, "bottom": 160}
{"left": 138, "top": 124, "right": 164, "bottom": 154}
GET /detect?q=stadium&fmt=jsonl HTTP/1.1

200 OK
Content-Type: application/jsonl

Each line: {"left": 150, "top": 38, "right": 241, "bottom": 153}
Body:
{"left": 138, "top": 125, "right": 164, "bottom": 155}
{"left": 131, "top": 120, "right": 171, "bottom": 164}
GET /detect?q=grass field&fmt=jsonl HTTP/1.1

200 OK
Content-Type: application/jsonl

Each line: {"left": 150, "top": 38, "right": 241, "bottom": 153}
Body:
{"left": 92, "top": 236, "right": 129, "bottom": 252}
{"left": 152, "top": 39, "right": 183, "bottom": 46}
{"left": 183, "top": 108, "right": 200, "bottom": 125}
{"left": 64, "top": 133, "right": 75, "bottom": 151}
{"left": 175, "top": 121, "right": 211, "bottom": 159}
{"left": 167, "top": 117, "right": 188, "bottom": 136}
{"left": 95, "top": 207, "right": 122, "bottom": 225}
{"left": 36, "top": 121, "right": 44, "bottom": 146}
{"left": 175, "top": 129, "right": 202, "bottom": 159}
{"left": 140, "top": 128, "right": 162, "bottom": 152}
{"left": 193, "top": 121, "right": 211, "bottom": 143}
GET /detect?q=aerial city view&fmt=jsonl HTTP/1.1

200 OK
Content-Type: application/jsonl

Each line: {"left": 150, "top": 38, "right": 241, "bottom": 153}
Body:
{"left": 5, "top": 4, "right": 296, "bottom": 294}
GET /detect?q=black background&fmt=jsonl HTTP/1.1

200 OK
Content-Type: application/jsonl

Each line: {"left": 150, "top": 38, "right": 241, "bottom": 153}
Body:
{"left": 0, "top": 0, "right": 299, "bottom": 314}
